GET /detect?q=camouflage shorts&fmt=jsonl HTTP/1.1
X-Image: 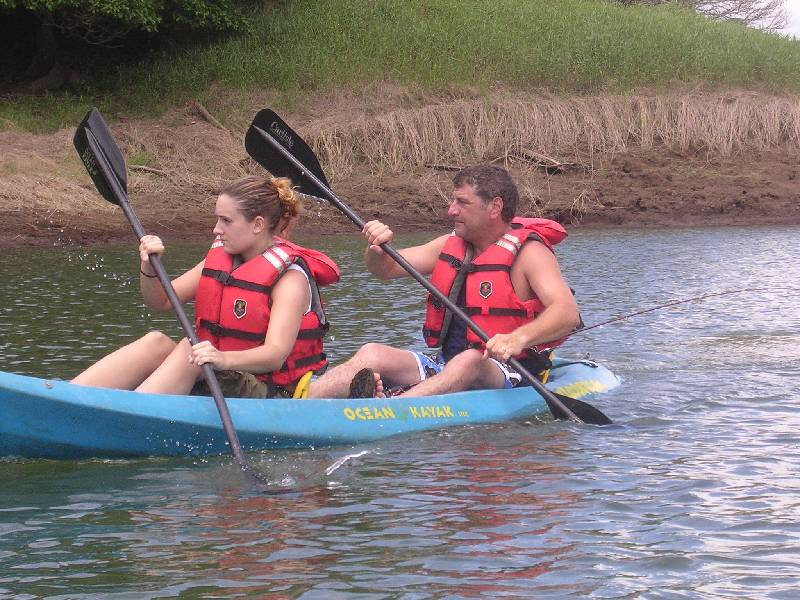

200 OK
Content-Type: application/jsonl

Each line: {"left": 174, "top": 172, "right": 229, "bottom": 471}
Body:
{"left": 191, "top": 370, "right": 271, "bottom": 399}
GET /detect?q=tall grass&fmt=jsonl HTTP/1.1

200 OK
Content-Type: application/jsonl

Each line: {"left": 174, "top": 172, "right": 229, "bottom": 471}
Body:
{"left": 2, "top": 0, "right": 800, "bottom": 131}
{"left": 301, "top": 93, "right": 800, "bottom": 179}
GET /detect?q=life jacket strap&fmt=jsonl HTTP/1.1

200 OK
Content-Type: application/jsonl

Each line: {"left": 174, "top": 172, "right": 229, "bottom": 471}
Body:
{"left": 201, "top": 268, "right": 272, "bottom": 294}
{"left": 296, "top": 325, "right": 328, "bottom": 340}
{"left": 465, "top": 264, "right": 511, "bottom": 273}
{"left": 198, "top": 319, "right": 265, "bottom": 342}
{"left": 264, "top": 353, "right": 328, "bottom": 379}
{"left": 437, "top": 252, "right": 463, "bottom": 270}
{"left": 462, "top": 306, "right": 529, "bottom": 317}
{"left": 293, "top": 352, "right": 327, "bottom": 368}
{"left": 437, "top": 245, "right": 474, "bottom": 342}
{"left": 423, "top": 326, "right": 440, "bottom": 340}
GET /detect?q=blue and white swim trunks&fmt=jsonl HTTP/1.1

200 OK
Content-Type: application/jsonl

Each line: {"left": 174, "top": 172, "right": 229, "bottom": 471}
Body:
{"left": 409, "top": 350, "right": 523, "bottom": 389}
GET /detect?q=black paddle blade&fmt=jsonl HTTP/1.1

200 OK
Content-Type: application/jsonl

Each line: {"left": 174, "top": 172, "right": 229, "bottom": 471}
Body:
{"left": 73, "top": 108, "right": 127, "bottom": 205}
{"left": 545, "top": 392, "right": 613, "bottom": 426}
{"left": 245, "top": 109, "right": 330, "bottom": 196}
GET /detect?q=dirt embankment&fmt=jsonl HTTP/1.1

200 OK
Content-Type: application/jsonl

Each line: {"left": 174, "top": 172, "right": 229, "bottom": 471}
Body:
{"left": 1, "top": 91, "right": 799, "bottom": 248}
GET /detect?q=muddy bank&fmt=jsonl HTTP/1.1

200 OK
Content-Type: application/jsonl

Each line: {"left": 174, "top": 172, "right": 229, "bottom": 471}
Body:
{"left": 1, "top": 98, "right": 798, "bottom": 248}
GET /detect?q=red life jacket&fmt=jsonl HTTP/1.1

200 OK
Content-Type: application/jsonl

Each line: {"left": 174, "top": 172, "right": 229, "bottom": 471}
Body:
{"left": 195, "top": 236, "right": 340, "bottom": 387}
{"left": 422, "top": 218, "right": 568, "bottom": 357}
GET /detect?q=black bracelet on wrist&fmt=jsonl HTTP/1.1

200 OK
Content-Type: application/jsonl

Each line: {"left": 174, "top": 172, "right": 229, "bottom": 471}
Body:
{"left": 140, "top": 269, "right": 158, "bottom": 278}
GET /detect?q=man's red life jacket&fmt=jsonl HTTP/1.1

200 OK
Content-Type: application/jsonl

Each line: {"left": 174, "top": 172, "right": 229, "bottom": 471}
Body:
{"left": 195, "top": 237, "right": 340, "bottom": 387}
{"left": 422, "top": 218, "right": 568, "bottom": 358}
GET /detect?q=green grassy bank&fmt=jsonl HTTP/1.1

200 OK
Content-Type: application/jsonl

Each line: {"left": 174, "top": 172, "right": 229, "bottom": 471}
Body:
{"left": 3, "top": 0, "right": 800, "bottom": 132}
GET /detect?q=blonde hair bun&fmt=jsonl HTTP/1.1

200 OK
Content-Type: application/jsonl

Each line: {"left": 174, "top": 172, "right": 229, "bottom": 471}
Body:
{"left": 271, "top": 176, "right": 301, "bottom": 219}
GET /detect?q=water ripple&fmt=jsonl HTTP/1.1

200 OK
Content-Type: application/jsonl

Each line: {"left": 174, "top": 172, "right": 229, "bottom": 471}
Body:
{"left": 1, "top": 228, "right": 799, "bottom": 597}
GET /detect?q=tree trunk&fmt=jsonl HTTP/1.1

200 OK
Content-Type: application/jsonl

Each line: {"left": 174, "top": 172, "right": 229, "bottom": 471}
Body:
{"left": 25, "top": 11, "right": 57, "bottom": 79}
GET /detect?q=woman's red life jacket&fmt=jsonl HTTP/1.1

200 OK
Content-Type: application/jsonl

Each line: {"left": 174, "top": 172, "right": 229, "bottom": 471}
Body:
{"left": 422, "top": 218, "right": 568, "bottom": 357}
{"left": 195, "top": 236, "right": 340, "bottom": 386}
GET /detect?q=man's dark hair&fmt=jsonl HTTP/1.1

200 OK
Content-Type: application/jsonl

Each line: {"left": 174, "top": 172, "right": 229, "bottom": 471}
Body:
{"left": 453, "top": 165, "right": 518, "bottom": 222}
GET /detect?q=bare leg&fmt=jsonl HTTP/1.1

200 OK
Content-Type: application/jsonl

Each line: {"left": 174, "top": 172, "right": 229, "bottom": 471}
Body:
{"left": 136, "top": 337, "right": 202, "bottom": 395}
{"left": 71, "top": 331, "right": 176, "bottom": 390}
{"left": 399, "top": 349, "right": 506, "bottom": 397}
{"left": 307, "top": 343, "right": 421, "bottom": 398}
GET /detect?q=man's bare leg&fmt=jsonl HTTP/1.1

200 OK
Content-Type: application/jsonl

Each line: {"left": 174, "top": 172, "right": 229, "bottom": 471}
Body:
{"left": 71, "top": 331, "right": 177, "bottom": 390}
{"left": 399, "top": 349, "right": 506, "bottom": 397}
{"left": 307, "top": 343, "right": 421, "bottom": 398}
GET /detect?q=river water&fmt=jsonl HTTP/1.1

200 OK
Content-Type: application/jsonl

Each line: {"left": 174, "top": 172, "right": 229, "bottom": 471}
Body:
{"left": 1, "top": 226, "right": 798, "bottom": 599}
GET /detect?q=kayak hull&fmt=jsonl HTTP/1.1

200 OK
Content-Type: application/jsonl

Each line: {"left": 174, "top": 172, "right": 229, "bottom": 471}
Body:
{"left": 0, "top": 358, "right": 619, "bottom": 459}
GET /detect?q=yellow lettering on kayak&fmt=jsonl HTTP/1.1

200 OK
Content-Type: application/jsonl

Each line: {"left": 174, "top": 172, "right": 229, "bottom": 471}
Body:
{"left": 553, "top": 380, "right": 608, "bottom": 399}
{"left": 343, "top": 405, "right": 398, "bottom": 421}
{"left": 407, "top": 405, "right": 456, "bottom": 419}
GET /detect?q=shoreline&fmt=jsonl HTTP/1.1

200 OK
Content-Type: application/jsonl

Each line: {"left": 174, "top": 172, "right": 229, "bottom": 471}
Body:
{"left": 2, "top": 93, "right": 799, "bottom": 249}
{"left": 3, "top": 147, "right": 797, "bottom": 249}
{"left": 3, "top": 188, "right": 798, "bottom": 250}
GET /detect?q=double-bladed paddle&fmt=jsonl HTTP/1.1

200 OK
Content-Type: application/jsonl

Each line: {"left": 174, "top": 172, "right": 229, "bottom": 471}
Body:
{"left": 244, "top": 109, "right": 612, "bottom": 425}
{"left": 73, "top": 108, "right": 256, "bottom": 471}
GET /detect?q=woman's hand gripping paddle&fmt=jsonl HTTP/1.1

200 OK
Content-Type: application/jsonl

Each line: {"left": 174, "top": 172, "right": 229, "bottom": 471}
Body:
{"left": 244, "top": 109, "right": 612, "bottom": 426}
{"left": 73, "top": 108, "right": 259, "bottom": 473}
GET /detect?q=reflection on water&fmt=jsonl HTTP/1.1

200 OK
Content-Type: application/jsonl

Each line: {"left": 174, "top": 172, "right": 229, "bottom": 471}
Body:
{"left": 1, "top": 226, "right": 799, "bottom": 598}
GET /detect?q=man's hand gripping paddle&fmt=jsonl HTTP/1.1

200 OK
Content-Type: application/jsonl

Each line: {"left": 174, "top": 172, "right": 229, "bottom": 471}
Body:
{"left": 244, "top": 109, "right": 612, "bottom": 426}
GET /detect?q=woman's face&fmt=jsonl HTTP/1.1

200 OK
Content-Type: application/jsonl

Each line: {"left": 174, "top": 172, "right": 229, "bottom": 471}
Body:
{"left": 212, "top": 193, "right": 268, "bottom": 256}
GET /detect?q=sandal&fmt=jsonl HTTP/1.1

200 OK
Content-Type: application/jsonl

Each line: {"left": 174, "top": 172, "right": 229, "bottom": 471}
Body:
{"left": 348, "top": 367, "right": 377, "bottom": 398}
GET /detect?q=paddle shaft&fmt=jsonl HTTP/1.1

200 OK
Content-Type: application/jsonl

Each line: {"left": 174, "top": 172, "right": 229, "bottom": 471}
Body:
{"left": 84, "top": 130, "right": 250, "bottom": 469}
{"left": 253, "top": 126, "right": 583, "bottom": 423}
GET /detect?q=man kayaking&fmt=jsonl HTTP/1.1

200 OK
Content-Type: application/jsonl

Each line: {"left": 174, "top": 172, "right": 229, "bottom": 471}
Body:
{"left": 72, "top": 175, "right": 339, "bottom": 398}
{"left": 305, "top": 164, "right": 580, "bottom": 399}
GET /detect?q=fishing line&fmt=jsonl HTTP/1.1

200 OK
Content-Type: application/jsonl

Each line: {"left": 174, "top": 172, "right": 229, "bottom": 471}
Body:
{"left": 570, "top": 287, "right": 778, "bottom": 337}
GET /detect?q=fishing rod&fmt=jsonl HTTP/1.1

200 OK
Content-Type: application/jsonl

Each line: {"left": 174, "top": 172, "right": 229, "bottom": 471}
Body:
{"left": 569, "top": 287, "right": 770, "bottom": 337}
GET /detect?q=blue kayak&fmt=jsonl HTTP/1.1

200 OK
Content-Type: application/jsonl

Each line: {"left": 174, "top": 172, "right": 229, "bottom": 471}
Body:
{"left": 0, "top": 358, "right": 619, "bottom": 459}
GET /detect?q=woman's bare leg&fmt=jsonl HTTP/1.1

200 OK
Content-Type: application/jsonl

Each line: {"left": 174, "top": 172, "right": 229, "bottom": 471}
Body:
{"left": 136, "top": 337, "right": 202, "bottom": 395}
{"left": 71, "top": 331, "right": 176, "bottom": 390}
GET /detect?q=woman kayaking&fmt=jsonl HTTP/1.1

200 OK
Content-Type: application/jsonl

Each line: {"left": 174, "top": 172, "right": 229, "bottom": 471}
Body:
{"left": 72, "top": 175, "right": 339, "bottom": 398}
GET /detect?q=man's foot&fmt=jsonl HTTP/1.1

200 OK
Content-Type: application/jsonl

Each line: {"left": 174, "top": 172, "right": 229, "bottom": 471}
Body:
{"left": 348, "top": 368, "right": 385, "bottom": 398}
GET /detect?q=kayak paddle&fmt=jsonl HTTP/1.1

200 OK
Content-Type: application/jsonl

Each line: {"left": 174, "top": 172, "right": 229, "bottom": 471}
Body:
{"left": 244, "top": 109, "right": 612, "bottom": 426}
{"left": 73, "top": 108, "right": 257, "bottom": 473}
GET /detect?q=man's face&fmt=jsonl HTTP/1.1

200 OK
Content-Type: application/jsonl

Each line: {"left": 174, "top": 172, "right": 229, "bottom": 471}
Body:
{"left": 448, "top": 184, "right": 492, "bottom": 241}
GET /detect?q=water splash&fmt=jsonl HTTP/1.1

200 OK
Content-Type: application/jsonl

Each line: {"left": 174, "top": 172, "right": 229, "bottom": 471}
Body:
{"left": 324, "top": 450, "right": 369, "bottom": 476}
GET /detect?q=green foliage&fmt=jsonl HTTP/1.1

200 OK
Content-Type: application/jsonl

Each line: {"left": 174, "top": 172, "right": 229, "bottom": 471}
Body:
{"left": 3, "top": 0, "right": 800, "bottom": 132}
{"left": 0, "top": 0, "right": 247, "bottom": 36}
